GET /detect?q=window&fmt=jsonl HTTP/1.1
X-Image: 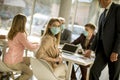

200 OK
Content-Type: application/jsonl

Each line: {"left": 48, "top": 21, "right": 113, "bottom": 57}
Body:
{"left": 0, "top": 0, "right": 60, "bottom": 37}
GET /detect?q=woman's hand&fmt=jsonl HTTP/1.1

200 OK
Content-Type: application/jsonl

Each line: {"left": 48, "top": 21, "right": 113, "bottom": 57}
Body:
{"left": 56, "top": 48, "right": 61, "bottom": 54}
{"left": 54, "top": 56, "right": 62, "bottom": 64}
{"left": 58, "top": 55, "right": 62, "bottom": 64}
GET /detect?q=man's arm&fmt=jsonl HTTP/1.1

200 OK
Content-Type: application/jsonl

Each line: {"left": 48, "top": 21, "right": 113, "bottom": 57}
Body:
{"left": 113, "top": 5, "right": 120, "bottom": 54}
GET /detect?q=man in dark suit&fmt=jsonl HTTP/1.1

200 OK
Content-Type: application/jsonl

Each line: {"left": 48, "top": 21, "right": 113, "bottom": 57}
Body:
{"left": 85, "top": 0, "right": 120, "bottom": 80}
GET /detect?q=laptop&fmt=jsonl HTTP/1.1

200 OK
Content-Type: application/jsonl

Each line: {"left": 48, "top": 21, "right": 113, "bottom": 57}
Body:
{"left": 61, "top": 43, "right": 79, "bottom": 54}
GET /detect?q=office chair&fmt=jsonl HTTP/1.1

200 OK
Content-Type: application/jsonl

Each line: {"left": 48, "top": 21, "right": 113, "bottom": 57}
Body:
{"left": 0, "top": 59, "right": 21, "bottom": 80}
{"left": 30, "top": 57, "right": 58, "bottom": 80}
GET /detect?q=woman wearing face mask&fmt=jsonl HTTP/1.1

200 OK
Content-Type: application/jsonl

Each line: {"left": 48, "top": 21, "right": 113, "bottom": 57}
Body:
{"left": 36, "top": 18, "right": 67, "bottom": 80}
{"left": 71, "top": 23, "right": 96, "bottom": 80}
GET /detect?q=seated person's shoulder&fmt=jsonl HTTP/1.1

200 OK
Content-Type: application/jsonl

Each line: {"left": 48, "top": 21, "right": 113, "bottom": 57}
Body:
{"left": 17, "top": 32, "right": 26, "bottom": 37}
{"left": 75, "top": 33, "right": 84, "bottom": 39}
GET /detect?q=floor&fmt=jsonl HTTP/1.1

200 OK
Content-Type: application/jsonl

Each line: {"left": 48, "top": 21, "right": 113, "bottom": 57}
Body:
{"left": 26, "top": 51, "right": 112, "bottom": 80}
{"left": 31, "top": 65, "right": 120, "bottom": 80}
{"left": 19, "top": 52, "right": 120, "bottom": 80}
{"left": 2, "top": 51, "right": 120, "bottom": 80}
{"left": 29, "top": 65, "right": 118, "bottom": 80}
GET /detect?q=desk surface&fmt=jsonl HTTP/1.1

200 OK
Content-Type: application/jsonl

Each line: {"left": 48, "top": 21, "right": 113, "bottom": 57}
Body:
{"left": 62, "top": 52, "right": 94, "bottom": 66}
{"left": 62, "top": 52, "right": 95, "bottom": 80}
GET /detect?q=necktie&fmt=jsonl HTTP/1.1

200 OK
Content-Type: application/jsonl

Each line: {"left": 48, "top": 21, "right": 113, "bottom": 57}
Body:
{"left": 102, "top": 9, "right": 107, "bottom": 22}
{"left": 99, "top": 9, "right": 107, "bottom": 40}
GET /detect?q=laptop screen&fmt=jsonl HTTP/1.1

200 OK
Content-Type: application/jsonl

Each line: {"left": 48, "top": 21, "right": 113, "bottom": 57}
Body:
{"left": 62, "top": 43, "right": 78, "bottom": 53}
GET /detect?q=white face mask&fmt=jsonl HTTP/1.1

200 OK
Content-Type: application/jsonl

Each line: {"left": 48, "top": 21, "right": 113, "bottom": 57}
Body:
{"left": 83, "top": 30, "right": 88, "bottom": 37}
{"left": 50, "top": 27, "right": 61, "bottom": 35}
{"left": 60, "top": 24, "right": 66, "bottom": 31}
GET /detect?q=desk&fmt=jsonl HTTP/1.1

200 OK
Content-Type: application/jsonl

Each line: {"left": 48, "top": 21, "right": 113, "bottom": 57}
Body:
{"left": 62, "top": 52, "right": 94, "bottom": 80}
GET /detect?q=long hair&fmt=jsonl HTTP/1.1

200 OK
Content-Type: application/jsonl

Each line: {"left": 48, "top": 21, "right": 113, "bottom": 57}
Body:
{"left": 8, "top": 13, "right": 27, "bottom": 40}
{"left": 43, "top": 18, "right": 61, "bottom": 46}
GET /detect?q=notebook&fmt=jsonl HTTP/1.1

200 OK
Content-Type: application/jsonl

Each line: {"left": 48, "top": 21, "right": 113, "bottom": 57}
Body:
{"left": 61, "top": 43, "right": 79, "bottom": 54}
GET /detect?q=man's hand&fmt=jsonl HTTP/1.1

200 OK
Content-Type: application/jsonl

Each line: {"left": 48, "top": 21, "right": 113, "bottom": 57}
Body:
{"left": 84, "top": 50, "right": 92, "bottom": 58}
{"left": 110, "top": 52, "right": 118, "bottom": 62}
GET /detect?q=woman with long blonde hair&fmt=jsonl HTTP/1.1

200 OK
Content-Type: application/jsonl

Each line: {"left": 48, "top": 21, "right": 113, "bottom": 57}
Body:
{"left": 36, "top": 18, "right": 67, "bottom": 80}
{"left": 4, "top": 13, "right": 39, "bottom": 80}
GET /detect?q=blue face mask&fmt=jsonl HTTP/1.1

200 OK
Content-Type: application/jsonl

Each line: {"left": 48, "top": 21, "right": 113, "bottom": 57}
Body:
{"left": 60, "top": 24, "right": 65, "bottom": 31}
{"left": 50, "top": 27, "right": 61, "bottom": 35}
{"left": 83, "top": 30, "right": 88, "bottom": 37}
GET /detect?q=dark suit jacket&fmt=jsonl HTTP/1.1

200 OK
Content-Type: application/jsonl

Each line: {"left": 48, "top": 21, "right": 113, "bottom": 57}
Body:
{"left": 90, "top": 3, "right": 120, "bottom": 57}
{"left": 0, "top": 50, "right": 2, "bottom": 57}
{"left": 71, "top": 33, "right": 95, "bottom": 50}
{"left": 60, "top": 29, "right": 72, "bottom": 44}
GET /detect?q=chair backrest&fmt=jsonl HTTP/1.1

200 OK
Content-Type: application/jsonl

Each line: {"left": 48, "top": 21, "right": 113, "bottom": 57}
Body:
{"left": 0, "top": 59, "right": 21, "bottom": 73}
{"left": 30, "top": 58, "right": 58, "bottom": 80}
{"left": 0, "top": 59, "right": 21, "bottom": 80}
{"left": 0, "top": 59, "right": 13, "bottom": 72}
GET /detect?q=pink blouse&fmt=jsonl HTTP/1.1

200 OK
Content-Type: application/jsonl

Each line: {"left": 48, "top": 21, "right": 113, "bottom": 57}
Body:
{"left": 4, "top": 32, "right": 39, "bottom": 65}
